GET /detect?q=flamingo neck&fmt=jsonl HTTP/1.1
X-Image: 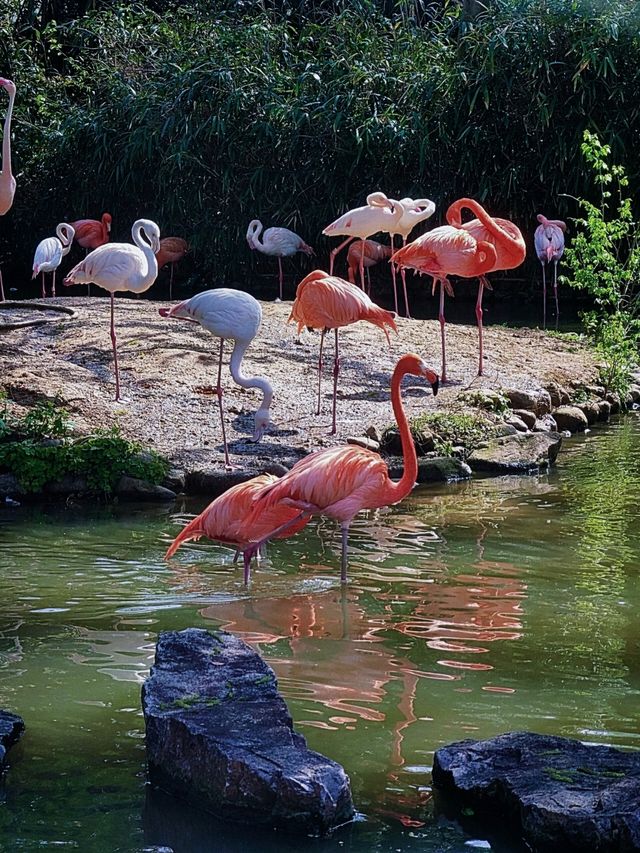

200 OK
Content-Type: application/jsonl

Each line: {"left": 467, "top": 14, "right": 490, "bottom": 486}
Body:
{"left": 249, "top": 221, "right": 264, "bottom": 250}
{"left": 131, "top": 221, "right": 158, "bottom": 285}
{"left": 447, "top": 197, "right": 521, "bottom": 251}
{"left": 229, "top": 339, "right": 274, "bottom": 413}
{"left": 383, "top": 360, "right": 418, "bottom": 504}
{"left": 57, "top": 224, "right": 73, "bottom": 255}
{"left": 2, "top": 88, "right": 13, "bottom": 175}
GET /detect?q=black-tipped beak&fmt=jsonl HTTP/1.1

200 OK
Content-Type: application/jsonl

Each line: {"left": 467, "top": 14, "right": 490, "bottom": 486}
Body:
{"left": 431, "top": 378, "right": 439, "bottom": 396}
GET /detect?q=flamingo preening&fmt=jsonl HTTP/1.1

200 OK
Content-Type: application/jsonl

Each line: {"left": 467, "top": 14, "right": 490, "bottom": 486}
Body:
{"left": 246, "top": 219, "right": 314, "bottom": 301}
{"left": 289, "top": 270, "right": 397, "bottom": 434}
{"left": 0, "top": 77, "right": 16, "bottom": 302}
{"left": 241, "top": 353, "right": 439, "bottom": 584}
{"left": 155, "top": 236, "right": 189, "bottom": 300}
{"left": 159, "top": 289, "right": 273, "bottom": 470}
{"left": 63, "top": 219, "right": 160, "bottom": 401}
{"left": 346, "top": 239, "right": 391, "bottom": 288}
{"left": 386, "top": 197, "right": 436, "bottom": 317}
{"left": 534, "top": 214, "right": 566, "bottom": 329}
{"left": 32, "top": 223, "right": 75, "bottom": 298}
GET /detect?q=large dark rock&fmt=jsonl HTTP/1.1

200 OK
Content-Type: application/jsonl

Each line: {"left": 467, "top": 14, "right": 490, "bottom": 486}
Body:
{"left": 142, "top": 628, "right": 354, "bottom": 835}
{"left": 0, "top": 710, "right": 25, "bottom": 768}
{"left": 552, "top": 405, "right": 589, "bottom": 433}
{"left": 387, "top": 456, "right": 472, "bottom": 483}
{"left": 467, "top": 432, "right": 562, "bottom": 473}
{"left": 433, "top": 731, "right": 640, "bottom": 853}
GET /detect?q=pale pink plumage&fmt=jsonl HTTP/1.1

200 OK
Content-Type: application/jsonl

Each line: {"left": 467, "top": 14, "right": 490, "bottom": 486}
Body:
{"left": 246, "top": 219, "right": 314, "bottom": 300}
{"left": 534, "top": 214, "right": 566, "bottom": 329}
{"left": 32, "top": 223, "right": 75, "bottom": 298}
{"left": 386, "top": 197, "right": 436, "bottom": 317}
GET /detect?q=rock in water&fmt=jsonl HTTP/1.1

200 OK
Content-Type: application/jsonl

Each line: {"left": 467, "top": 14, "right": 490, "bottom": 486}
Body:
{"left": 142, "top": 628, "right": 354, "bottom": 834}
{"left": 433, "top": 731, "right": 640, "bottom": 853}
{"left": 0, "top": 710, "right": 25, "bottom": 768}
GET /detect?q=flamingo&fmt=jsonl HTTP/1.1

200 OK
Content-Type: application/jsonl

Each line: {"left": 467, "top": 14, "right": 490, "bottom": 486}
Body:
{"left": 289, "top": 270, "right": 397, "bottom": 434}
{"left": 246, "top": 219, "right": 314, "bottom": 301}
{"left": 346, "top": 239, "right": 391, "bottom": 288}
{"left": 70, "top": 212, "right": 112, "bottom": 251}
{"left": 164, "top": 473, "right": 310, "bottom": 583}
{"left": 386, "top": 197, "right": 436, "bottom": 318}
{"left": 241, "top": 353, "right": 439, "bottom": 584}
{"left": 155, "top": 236, "right": 189, "bottom": 300}
{"left": 159, "top": 289, "right": 273, "bottom": 470}
{"left": 323, "top": 192, "right": 403, "bottom": 290}
{"left": 0, "top": 78, "right": 16, "bottom": 302}
{"left": 391, "top": 226, "right": 497, "bottom": 382}
{"left": 446, "top": 198, "right": 526, "bottom": 375}
{"left": 32, "top": 223, "right": 75, "bottom": 298}
{"left": 63, "top": 219, "right": 160, "bottom": 401}
{"left": 534, "top": 214, "right": 566, "bottom": 329}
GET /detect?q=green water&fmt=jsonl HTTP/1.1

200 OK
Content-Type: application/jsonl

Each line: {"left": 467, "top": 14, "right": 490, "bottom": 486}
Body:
{"left": 1, "top": 416, "right": 640, "bottom": 852}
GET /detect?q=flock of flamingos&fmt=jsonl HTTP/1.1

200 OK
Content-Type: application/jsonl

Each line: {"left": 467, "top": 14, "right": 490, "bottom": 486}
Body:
{"left": 0, "top": 76, "right": 569, "bottom": 584}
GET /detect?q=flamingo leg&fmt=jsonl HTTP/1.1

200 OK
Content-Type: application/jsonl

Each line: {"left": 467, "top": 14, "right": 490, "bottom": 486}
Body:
{"left": 542, "top": 262, "right": 547, "bottom": 330}
{"left": 316, "top": 328, "right": 326, "bottom": 416}
{"left": 331, "top": 328, "right": 340, "bottom": 435}
{"left": 41, "top": 272, "right": 45, "bottom": 300}
{"left": 277, "top": 257, "right": 283, "bottom": 301}
{"left": 438, "top": 278, "right": 448, "bottom": 384}
{"left": 329, "top": 237, "right": 354, "bottom": 276}
{"left": 109, "top": 292, "right": 120, "bottom": 401}
{"left": 215, "top": 337, "right": 231, "bottom": 470}
{"left": 401, "top": 236, "right": 411, "bottom": 319}
{"left": 389, "top": 233, "right": 399, "bottom": 314}
{"left": 340, "top": 523, "right": 350, "bottom": 584}
{"left": 553, "top": 261, "right": 559, "bottom": 329}
{"left": 169, "top": 263, "right": 174, "bottom": 301}
{"left": 476, "top": 276, "right": 487, "bottom": 376}
{"left": 242, "top": 509, "right": 310, "bottom": 584}
{"left": 52, "top": 269, "right": 56, "bottom": 298}
{"left": 0, "top": 268, "right": 4, "bottom": 302}
{"left": 359, "top": 238, "right": 366, "bottom": 292}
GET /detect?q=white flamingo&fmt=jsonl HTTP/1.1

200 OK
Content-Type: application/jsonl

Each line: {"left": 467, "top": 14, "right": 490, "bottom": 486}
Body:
{"left": 32, "top": 223, "right": 75, "bottom": 298}
{"left": 159, "top": 289, "right": 273, "bottom": 470}
{"left": 246, "top": 220, "right": 314, "bottom": 301}
{"left": 63, "top": 218, "right": 160, "bottom": 401}
{"left": 387, "top": 197, "right": 436, "bottom": 317}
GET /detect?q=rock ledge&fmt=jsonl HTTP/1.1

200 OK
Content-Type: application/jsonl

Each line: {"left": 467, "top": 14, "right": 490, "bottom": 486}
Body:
{"left": 0, "top": 710, "right": 25, "bottom": 768}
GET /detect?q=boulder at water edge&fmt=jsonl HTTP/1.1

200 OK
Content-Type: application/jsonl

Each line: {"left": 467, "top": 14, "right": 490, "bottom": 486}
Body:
{"left": 0, "top": 710, "right": 25, "bottom": 768}
{"left": 433, "top": 731, "right": 640, "bottom": 853}
{"left": 142, "top": 628, "right": 354, "bottom": 835}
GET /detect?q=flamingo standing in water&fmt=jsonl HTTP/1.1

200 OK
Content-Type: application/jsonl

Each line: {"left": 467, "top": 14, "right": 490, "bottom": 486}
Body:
{"left": 534, "top": 214, "right": 566, "bottom": 329}
{"left": 346, "top": 239, "right": 391, "bottom": 288}
{"left": 246, "top": 219, "right": 314, "bottom": 301}
{"left": 323, "top": 192, "right": 403, "bottom": 290}
{"left": 446, "top": 198, "right": 526, "bottom": 375}
{"left": 32, "top": 223, "right": 75, "bottom": 298}
{"left": 63, "top": 219, "right": 160, "bottom": 401}
{"left": 159, "top": 289, "right": 273, "bottom": 470}
{"left": 241, "top": 353, "right": 439, "bottom": 584}
{"left": 164, "top": 473, "right": 310, "bottom": 583}
{"left": 0, "top": 78, "right": 17, "bottom": 301}
{"left": 289, "top": 270, "right": 397, "bottom": 434}
{"left": 155, "top": 236, "right": 189, "bottom": 299}
{"left": 386, "top": 197, "right": 436, "bottom": 317}
{"left": 391, "top": 225, "right": 496, "bottom": 381}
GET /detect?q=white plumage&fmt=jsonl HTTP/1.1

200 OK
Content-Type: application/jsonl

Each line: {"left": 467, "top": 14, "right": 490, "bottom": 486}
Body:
{"left": 246, "top": 219, "right": 314, "bottom": 300}
{"left": 32, "top": 222, "right": 75, "bottom": 298}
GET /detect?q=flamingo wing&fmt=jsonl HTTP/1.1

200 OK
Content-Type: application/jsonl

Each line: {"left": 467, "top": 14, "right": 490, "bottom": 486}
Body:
{"left": 64, "top": 243, "right": 146, "bottom": 292}
{"left": 262, "top": 227, "right": 306, "bottom": 257}
{"left": 33, "top": 238, "right": 62, "bottom": 275}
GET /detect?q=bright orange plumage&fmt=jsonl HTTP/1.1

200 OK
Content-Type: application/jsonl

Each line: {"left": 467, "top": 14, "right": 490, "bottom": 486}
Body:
{"left": 446, "top": 198, "right": 525, "bottom": 272}
{"left": 155, "top": 237, "right": 189, "bottom": 269}
{"left": 391, "top": 225, "right": 497, "bottom": 280}
{"left": 346, "top": 239, "right": 391, "bottom": 285}
{"left": 70, "top": 213, "right": 112, "bottom": 251}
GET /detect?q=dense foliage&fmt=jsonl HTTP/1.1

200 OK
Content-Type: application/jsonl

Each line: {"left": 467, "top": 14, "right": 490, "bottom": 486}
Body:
{"left": 2, "top": 0, "right": 640, "bottom": 294}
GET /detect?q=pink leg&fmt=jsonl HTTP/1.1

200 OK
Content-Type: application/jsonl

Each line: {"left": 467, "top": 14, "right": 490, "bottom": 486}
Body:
{"left": 438, "top": 278, "right": 447, "bottom": 383}
{"left": 476, "top": 276, "right": 486, "bottom": 376}
{"left": 316, "top": 328, "right": 326, "bottom": 416}
{"left": 277, "top": 257, "right": 283, "bottom": 301}
{"left": 401, "top": 237, "right": 411, "bottom": 318}
{"left": 242, "top": 509, "right": 310, "bottom": 583}
{"left": 169, "top": 263, "right": 174, "bottom": 300}
{"left": 110, "top": 292, "right": 120, "bottom": 400}
{"left": 41, "top": 272, "right": 46, "bottom": 299}
{"left": 0, "top": 268, "right": 5, "bottom": 302}
{"left": 340, "top": 523, "right": 351, "bottom": 584}
{"left": 329, "top": 237, "right": 354, "bottom": 276}
{"left": 52, "top": 270, "right": 56, "bottom": 298}
{"left": 553, "top": 261, "right": 559, "bottom": 329}
{"left": 215, "top": 338, "right": 231, "bottom": 470}
{"left": 389, "top": 234, "right": 399, "bottom": 314}
{"left": 359, "top": 238, "right": 366, "bottom": 292}
{"left": 541, "top": 262, "right": 546, "bottom": 330}
{"left": 331, "top": 328, "right": 339, "bottom": 435}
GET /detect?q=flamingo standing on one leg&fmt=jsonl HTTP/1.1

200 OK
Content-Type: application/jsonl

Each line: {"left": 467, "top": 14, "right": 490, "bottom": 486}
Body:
{"left": 0, "top": 78, "right": 17, "bottom": 302}
{"left": 323, "top": 192, "right": 403, "bottom": 290}
{"left": 69, "top": 212, "right": 112, "bottom": 295}
{"left": 164, "top": 473, "right": 310, "bottom": 583}
{"left": 155, "top": 236, "right": 189, "bottom": 300}
{"left": 159, "top": 289, "right": 273, "bottom": 470}
{"left": 534, "top": 214, "right": 566, "bottom": 329}
{"left": 391, "top": 226, "right": 497, "bottom": 382}
{"left": 346, "top": 239, "right": 391, "bottom": 288}
{"left": 386, "top": 197, "right": 436, "bottom": 317}
{"left": 32, "top": 223, "right": 75, "bottom": 298}
{"left": 246, "top": 220, "right": 314, "bottom": 301}
{"left": 446, "top": 198, "right": 526, "bottom": 376}
{"left": 289, "top": 269, "right": 397, "bottom": 434}
{"left": 63, "top": 219, "right": 160, "bottom": 401}
{"left": 241, "top": 353, "right": 439, "bottom": 584}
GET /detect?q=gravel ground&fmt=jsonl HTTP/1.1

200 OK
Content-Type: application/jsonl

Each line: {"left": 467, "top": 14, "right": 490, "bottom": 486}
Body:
{"left": 0, "top": 295, "right": 598, "bottom": 474}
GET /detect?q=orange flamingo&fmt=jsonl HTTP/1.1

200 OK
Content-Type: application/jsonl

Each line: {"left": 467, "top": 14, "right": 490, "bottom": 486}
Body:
{"left": 242, "top": 353, "right": 439, "bottom": 584}
{"left": 70, "top": 212, "right": 112, "bottom": 251}
{"left": 346, "top": 239, "right": 391, "bottom": 288}
{"left": 155, "top": 236, "right": 189, "bottom": 299}
{"left": 323, "top": 192, "right": 403, "bottom": 290}
{"left": 386, "top": 197, "right": 436, "bottom": 318}
{"left": 164, "top": 473, "right": 310, "bottom": 583}
{"left": 534, "top": 214, "right": 566, "bottom": 329}
{"left": 391, "top": 225, "right": 497, "bottom": 381}
{"left": 0, "top": 78, "right": 16, "bottom": 302}
{"left": 289, "top": 269, "right": 397, "bottom": 434}
{"left": 246, "top": 219, "right": 314, "bottom": 301}
{"left": 446, "top": 198, "right": 526, "bottom": 375}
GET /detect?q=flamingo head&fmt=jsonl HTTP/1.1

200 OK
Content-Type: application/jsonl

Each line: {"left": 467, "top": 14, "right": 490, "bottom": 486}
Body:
{"left": 400, "top": 353, "right": 439, "bottom": 395}
{"left": 252, "top": 407, "right": 270, "bottom": 442}
{"left": 103, "top": 213, "right": 112, "bottom": 234}
{"left": 246, "top": 220, "right": 261, "bottom": 250}
{"left": 0, "top": 78, "right": 16, "bottom": 97}
{"left": 366, "top": 191, "right": 395, "bottom": 212}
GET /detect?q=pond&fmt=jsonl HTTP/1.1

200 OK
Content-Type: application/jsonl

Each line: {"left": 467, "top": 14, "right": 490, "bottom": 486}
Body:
{"left": 1, "top": 415, "right": 639, "bottom": 852}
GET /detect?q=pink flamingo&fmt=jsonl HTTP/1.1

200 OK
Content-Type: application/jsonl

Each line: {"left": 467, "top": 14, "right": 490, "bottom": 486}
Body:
{"left": 246, "top": 219, "right": 314, "bottom": 301}
{"left": 0, "top": 77, "right": 16, "bottom": 301}
{"left": 241, "top": 353, "right": 439, "bottom": 584}
{"left": 386, "top": 197, "right": 436, "bottom": 317}
{"left": 155, "top": 236, "right": 189, "bottom": 300}
{"left": 323, "top": 192, "right": 403, "bottom": 290}
{"left": 534, "top": 214, "right": 566, "bottom": 329}
{"left": 391, "top": 225, "right": 497, "bottom": 381}
{"left": 446, "top": 198, "right": 526, "bottom": 375}
{"left": 32, "top": 223, "right": 75, "bottom": 298}
{"left": 159, "top": 289, "right": 273, "bottom": 470}
{"left": 289, "top": 269, "right": 397, "bottom": 434}
{"left": 164, "top": 473, "right": 310, "bottom": 583}
{"left": 346, "top": 239, "right": 391, "bottom": 288}
{"left": 63, "top": 219, "right": 160, "bottom": 401}
{"left": 69, "top": 212, "right": 112, "bottom": 296}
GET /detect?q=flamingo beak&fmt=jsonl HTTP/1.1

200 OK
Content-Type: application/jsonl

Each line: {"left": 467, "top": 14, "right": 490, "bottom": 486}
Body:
{"left": 431, "top": 378, "right": 439, "bottom": 396}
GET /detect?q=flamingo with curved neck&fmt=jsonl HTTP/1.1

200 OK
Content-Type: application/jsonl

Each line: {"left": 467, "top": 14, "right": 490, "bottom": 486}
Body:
{"left": 534, "top": 214, "right": 566, "bottom": 329}
{"left": 32, "top": 222, "right": 75, "bottom": 298}
{"left": 0, "top": 78, "right": 16, "bottom": 302}
{"left": 446, "top": 198, "right": 526, "bottom": 375}
{"left": 386, "top": 197, "right": 436, "bottom": 317}
{"left": 241, "top": 353, "right": 439, "bottom": 583}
